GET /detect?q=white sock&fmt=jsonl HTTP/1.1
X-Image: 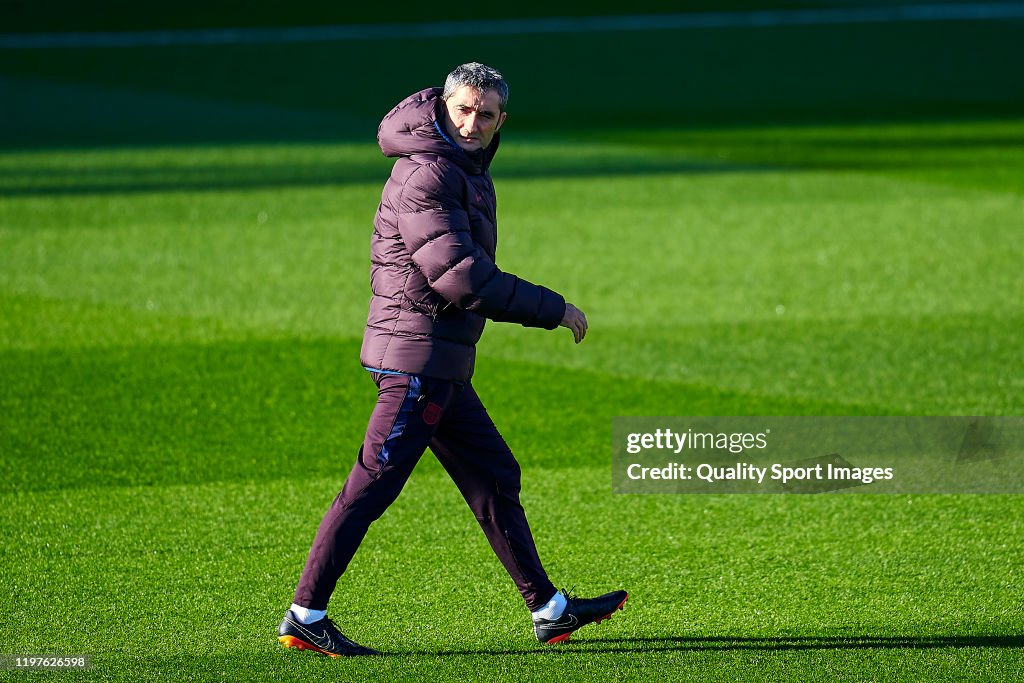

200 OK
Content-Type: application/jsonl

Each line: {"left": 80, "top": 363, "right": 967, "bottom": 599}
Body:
{"left": 290, "top": 603, "right": 326, "bottom": 624}
{"left": 531, "top": 591, "right": 567, "bottom": 621}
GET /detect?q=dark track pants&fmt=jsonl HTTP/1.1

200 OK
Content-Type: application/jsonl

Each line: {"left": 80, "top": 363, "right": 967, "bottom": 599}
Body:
{"left": 293, "top": 372, "right": 557, "bottom": 612}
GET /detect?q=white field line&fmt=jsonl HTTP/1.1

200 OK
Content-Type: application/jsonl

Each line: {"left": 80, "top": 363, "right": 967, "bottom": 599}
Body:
{"left": 1, "top": 3, "right": 1023, "bottom": 49}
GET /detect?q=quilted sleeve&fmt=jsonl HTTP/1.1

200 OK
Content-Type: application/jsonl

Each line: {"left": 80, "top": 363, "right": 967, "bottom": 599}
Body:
{"left": 396, "top": 164, "right": 566, "bottom": 329}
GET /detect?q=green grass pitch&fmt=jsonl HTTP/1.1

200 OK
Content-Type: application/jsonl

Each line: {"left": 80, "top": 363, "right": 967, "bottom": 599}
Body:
{"left": 2, "top": 115, "right": 1022, "bottom": 681}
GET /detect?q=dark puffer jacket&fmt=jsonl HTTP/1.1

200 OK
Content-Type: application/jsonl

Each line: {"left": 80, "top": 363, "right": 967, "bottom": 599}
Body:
{"left": 359, "top": 88, "right": 567, "bottom": 382}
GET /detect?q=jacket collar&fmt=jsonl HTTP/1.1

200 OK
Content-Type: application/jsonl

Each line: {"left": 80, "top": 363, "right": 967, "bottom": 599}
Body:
{"left": 377, "top": 87, "right": 500, "bottom": 175}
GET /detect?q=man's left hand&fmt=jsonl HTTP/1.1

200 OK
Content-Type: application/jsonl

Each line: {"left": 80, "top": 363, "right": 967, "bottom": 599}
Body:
{"left": 560, "top": 303, "right": 588, "bottom": 344}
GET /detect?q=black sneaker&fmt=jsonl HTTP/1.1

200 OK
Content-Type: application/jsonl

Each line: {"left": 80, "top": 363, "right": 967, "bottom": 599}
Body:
{"left": 278, "top": 610, "right": 379, "bottom": 657}
{"left": 533, "top": 589, "right": 628, "bottom": 644}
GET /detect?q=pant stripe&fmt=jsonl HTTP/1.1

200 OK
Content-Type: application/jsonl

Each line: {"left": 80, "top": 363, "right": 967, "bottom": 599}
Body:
{"left": 376, "top": 375, "right": 422, "bottom": 466}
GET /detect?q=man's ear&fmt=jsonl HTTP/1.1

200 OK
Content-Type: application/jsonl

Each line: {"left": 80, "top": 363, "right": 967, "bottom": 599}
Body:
{"left": 496, "top": 111, "right": 508, "bottom": 131}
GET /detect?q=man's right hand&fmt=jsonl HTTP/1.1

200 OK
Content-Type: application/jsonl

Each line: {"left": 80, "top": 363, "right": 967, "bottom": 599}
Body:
{"left": 560, "top": 303, "right": 588, "bottom": 344}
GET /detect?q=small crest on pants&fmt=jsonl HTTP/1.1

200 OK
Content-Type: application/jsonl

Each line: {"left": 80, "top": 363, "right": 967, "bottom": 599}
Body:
{"left": 422, "top": 402, "right": 443, "bottom": 426}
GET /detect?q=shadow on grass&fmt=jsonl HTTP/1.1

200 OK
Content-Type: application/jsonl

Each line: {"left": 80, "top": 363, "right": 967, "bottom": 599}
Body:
{"left": 393, "top": 634, "right": 1024, "bottom": 657}
{"left": 6, "top": 132, "right": 1022, "bottom": 198}
{"left": 0, "top": 156, "right": 769, "bottom": 199}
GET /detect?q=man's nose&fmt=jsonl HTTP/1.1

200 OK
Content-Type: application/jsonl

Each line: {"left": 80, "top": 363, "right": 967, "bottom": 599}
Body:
{"left": 462, "top": 113, "right": 478, "bottom": 132}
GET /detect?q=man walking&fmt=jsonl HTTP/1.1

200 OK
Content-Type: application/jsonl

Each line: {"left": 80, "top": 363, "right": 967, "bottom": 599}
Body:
{"left": 278, "top": 62, "right": 627, "bottom": 657}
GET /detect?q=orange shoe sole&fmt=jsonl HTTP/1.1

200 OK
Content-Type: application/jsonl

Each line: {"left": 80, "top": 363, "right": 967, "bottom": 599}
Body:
{"left": 279, "top": 635, "right": 340, "bottom": 658}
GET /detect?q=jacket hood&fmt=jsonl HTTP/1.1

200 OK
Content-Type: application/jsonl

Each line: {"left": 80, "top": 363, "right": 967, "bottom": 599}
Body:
{"left": 377, "top": 87, "right": 500, "bottom": 174}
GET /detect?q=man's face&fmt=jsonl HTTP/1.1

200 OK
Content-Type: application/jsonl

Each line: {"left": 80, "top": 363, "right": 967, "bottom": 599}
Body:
{"left": 443, "top": 85, "right": 507, "bottom": 152}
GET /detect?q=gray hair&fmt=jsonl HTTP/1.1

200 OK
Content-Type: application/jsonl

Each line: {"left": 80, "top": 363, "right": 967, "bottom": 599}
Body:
{"left": 442, "top": 62, "right": 509, "bottom": 111}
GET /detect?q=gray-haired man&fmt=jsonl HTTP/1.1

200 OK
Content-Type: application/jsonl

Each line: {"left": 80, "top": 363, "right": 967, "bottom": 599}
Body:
{"left": 278, "top": 63, "right": 627, "bottom": 657}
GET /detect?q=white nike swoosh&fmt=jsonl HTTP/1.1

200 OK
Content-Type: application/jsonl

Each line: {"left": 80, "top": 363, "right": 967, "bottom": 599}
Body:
{"left": 290, "top": 619, "right": 332, "bottom": 648}
{"left": 542, "top": 613, "right": 579, "bottom": 629}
